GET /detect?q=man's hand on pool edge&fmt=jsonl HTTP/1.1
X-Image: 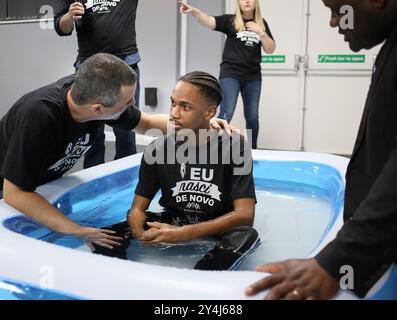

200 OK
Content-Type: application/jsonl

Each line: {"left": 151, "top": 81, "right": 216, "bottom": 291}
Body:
{"left": 245, "top": 258, "right": 340, "bottom": 300}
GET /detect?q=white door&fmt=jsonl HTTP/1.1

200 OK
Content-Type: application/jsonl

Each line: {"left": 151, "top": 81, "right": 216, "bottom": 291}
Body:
{"left": 227, "top": 0, "right": 381, "bottom": 154}
{"left": 228, "top": 0, "right": 307, "bottom": 151}
{"left": 303, "top": 0, "right": 381, "bottom": 154}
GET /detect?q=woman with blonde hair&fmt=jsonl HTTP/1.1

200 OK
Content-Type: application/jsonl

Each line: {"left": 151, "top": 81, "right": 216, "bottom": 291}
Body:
{"left": 180, "top": 0, "right": 276, "bottom": 149}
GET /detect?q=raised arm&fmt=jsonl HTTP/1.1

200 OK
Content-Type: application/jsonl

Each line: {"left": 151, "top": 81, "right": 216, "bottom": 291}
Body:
{"left": 245, "top": 21, "right": 276, "bottom": 54}
{"left": 179, "top": 1, "right": 216, "bottom": 30}
{"left": 3, "top": 179, "right": 122, "bottom": 249}
{"left": 56, "top": 1, "right": 85, "bottom": 35}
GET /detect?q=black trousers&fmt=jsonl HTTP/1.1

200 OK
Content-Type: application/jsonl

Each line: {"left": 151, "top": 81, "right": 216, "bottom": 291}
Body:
{"left": 93, "top": 211, "right": 260, "bottom": 271}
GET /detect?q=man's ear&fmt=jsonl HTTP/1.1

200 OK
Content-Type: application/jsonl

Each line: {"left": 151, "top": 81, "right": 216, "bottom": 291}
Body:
{"left": 91, "top": 103, "right": 103, "bottom": 116}
{"left": 206, "top": 106, "right": 218, "bottom": 120}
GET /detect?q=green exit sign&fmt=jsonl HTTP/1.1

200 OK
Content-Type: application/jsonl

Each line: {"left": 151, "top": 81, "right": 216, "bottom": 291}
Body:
{"left": 262, "top": 55, "right": 286, "bottom": 63}
{"left": 318, "top": 54, "right": 366, "bottom": 63}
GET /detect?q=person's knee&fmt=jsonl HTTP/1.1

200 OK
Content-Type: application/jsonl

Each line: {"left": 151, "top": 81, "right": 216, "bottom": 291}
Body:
{"left": 194, "top": 226, "right": 259, "bottom": 271}
{"left": 224, "top": 226, "right": 258, "bottom": 238}
{"left": 92, "top": 221, "right": 131, "bottom": 259}
{"left": 218, "top": 226, "right": 259, "bottom": 253}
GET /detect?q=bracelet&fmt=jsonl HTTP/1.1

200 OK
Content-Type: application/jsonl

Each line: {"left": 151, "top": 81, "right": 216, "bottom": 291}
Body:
{"left": 258, "top": 31, "right": 266, "bottom": 37}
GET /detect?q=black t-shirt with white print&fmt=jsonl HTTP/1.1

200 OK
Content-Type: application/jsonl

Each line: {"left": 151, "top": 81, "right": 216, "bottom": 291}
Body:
{"left": 135, "top": 132, "right": 256, "bottom": 222}
{"left": 54, "top": 0, "right": 139, "bottom": 62}
{"left": 0, "top": 75, "right": 141, "bottom": 191}
{"left": 215, "top": 14, "right": 274, "bottom": 80}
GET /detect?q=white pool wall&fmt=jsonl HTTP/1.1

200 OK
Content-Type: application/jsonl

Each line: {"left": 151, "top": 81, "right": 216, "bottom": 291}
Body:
{"left": 0, "top": 150, "right": 383, "bottom": 300}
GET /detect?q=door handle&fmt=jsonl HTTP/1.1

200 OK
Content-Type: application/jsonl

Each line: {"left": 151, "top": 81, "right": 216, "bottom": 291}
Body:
{"left": 294, "top": 54, "right": 301, "bottom": 72}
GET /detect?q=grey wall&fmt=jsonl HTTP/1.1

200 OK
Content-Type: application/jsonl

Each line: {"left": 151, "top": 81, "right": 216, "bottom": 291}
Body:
{"left": 0, "top": 0, "right": 6, "bottom": 19}
{"left": 186, "top": 0, "right": 225, "bottom": 78}
{"left": 0, "top": 23, "right": 77, "bottom": 119}
{"left": 0, "top": 0, "right": 223, "bottom": 119}
{"left": 7, "top": 0, "right": 56, "bottom": 19}
{"left": 136, "top": 0, "right": 179, "bottom": 115}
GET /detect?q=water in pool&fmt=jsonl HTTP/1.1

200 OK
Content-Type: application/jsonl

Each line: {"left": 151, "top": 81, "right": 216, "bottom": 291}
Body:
{"left": 0, "top": 278, "right": 78, "bottom": 300}
{"left": 125, "top": 184, "right": 331, "bottom": 270}
{"left": 4, "top": 161, "right": 339, "bottom": 271}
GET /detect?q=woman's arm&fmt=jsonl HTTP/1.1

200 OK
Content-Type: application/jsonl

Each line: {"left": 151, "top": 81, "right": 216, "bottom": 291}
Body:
{"left": 179, "top": 1, "right": 216, "bottom": 30}
{"left": 259, "top": 32, "right": 276, "bottom": 54}
{"left": 245, "top": 21, "right": 276, "bottom": 54}
{"left": 58, "top": 1, "right": 85, "bottom": 34}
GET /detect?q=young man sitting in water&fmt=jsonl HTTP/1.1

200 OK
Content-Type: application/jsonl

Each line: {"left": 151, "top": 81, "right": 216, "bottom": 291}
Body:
{"left": 95, "top": 71, "right": 259, "bottom": 270}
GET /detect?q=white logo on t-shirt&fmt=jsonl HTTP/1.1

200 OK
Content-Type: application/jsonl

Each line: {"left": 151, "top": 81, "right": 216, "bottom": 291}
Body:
{"left": 237, "top": 30, "right": 260, "bottom": 47}
{"left": 171, "top": 167, "right": 222, "bottom": 207}
{"left": 180, "top": 163, "right": 186, "bottom": 179}
{"left": 84, "top": 0, "right": 121, "bottom": 14}
{"left": 47, "top": 134, "right": 91, "bottom": 172}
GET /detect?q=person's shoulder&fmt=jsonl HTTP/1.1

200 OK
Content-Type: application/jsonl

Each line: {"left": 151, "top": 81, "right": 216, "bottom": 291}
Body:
{"left": 127, "top": 0, "right": 139, "bottom": 9}
{"left": 263, "top": 17, "right": 272, "bottom": 27}
{"left": 141, "top": 134, "right": 176, "bottom": 166}
{"left": 225, "top": 14, "right": 235, "bottom": 21}
{"left": 216, "top": 14, "right": 235, "bottom": 22}
{"left": 37, "top": 75, "right": 73, "bottom": 106}
{"left": 28, "top": 74, "right": 74, "bottom": 101}
{"left": 14, "top": 76, "right": 73, "bottom": 124}
{"left": 144, "top": 134, "right": 172, "bottom": 153}
{"left": 54, "top": 74, "right": 76, "bottom": 87}
{"left": 155, "top": 133, "right": 174, "bottom": 146}
{"left": 41, "top": 74, "right": 74, "bottom": 101}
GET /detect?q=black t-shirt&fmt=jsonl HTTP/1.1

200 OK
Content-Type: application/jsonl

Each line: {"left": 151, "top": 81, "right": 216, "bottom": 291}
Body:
{"left": 135, "top": 132, "right": 256, "bottom": 221}
{"left": 54, "top": 0, "right": 139, "bottom": 61}
{"left": 215, "top": 14, "right": 274, "bottom": 80}
{"left": 0, "top": 75, "right": 141, "bottom": 191}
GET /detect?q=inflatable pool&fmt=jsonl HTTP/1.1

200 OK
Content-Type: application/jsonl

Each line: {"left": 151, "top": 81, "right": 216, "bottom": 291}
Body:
{"left": 0, "top": 150, "right": 396, "bottom": 300}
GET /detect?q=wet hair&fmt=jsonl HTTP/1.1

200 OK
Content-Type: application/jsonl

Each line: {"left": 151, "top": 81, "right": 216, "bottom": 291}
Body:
{"left": 71, "top": 53, "right": 137, "bottom": 108}
{"left": 178, "top": 71, "right": 222, "bottom": 106}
